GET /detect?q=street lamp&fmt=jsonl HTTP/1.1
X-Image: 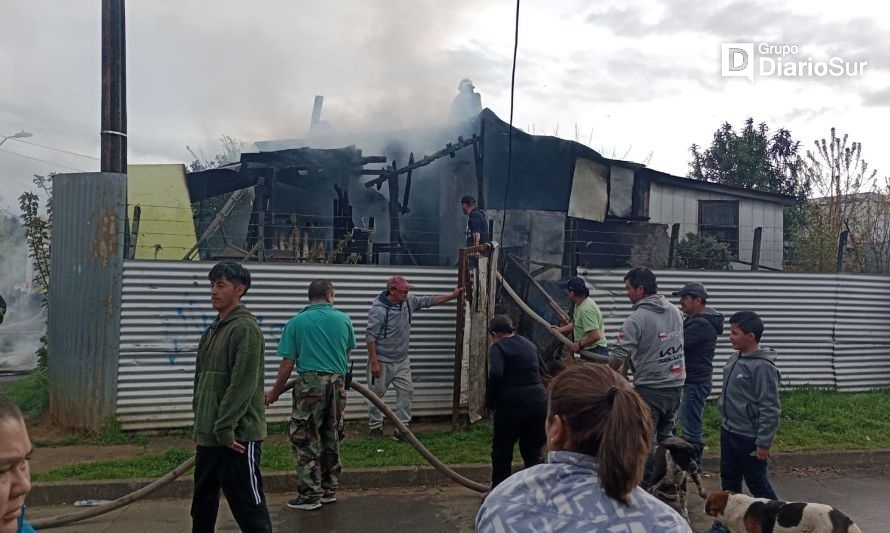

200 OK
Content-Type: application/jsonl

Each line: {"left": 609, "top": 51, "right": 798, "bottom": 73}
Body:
{"left": 0, "top": 130, "right": 34, "bottom": 147}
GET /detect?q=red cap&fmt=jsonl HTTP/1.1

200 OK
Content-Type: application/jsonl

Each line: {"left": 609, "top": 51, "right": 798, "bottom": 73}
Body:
{"left": 387, "top": 275, "right": 414, "bottom": 291}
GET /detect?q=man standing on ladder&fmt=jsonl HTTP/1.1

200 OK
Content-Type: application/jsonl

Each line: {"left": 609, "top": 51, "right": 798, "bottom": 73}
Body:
{"left": 460, "top": 195, "right": 490, "bottom": 269}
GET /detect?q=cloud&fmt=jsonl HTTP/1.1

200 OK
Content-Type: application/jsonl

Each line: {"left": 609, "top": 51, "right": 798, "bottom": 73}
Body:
{"left": 585, "top": 1, "right": 887, "bottom": 72}
{"left": 862, "top": 87, "right": 890, "bottom": 107}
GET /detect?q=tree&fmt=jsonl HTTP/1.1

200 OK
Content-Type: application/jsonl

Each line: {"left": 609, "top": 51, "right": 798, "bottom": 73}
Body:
{"left": 187, "top": 134, "right": 241, "bottom": 172}
{"left": 689, "top": 118, "right": 807, "bottom": 197}
{"left": 675, "top": 233, "right": 732, "bottom": 270}
{"left": 17, "top": 174, "right": 52, "bottom": 369}
{"left": 18, "top": 175, "right": 52, "bottom": 300}
{"left": 690, "top": 118, "right": 811, "bottom": 240}
{"left": 790, "top": 128, "right": 883, "bottom": 272}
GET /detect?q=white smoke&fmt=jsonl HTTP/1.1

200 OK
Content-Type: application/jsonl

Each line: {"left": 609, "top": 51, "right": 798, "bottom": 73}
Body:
{"left": 0, "top": 212, "right": 42, "bottom": 372}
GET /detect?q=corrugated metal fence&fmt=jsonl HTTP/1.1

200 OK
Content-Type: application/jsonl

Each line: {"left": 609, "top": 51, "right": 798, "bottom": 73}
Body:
{"left": 117, "top": 262, "right": 890, "bottom": 429}
{"left": 579, "top": 268, "right": 890, "bottom": 393}
{"left": 118, "top": 260, "right": 457, "bottom": 430}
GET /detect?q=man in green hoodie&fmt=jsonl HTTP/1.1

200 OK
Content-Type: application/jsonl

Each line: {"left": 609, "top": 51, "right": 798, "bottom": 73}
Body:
{"left": 191, "top": 261, "right": 271, "bottom": 533}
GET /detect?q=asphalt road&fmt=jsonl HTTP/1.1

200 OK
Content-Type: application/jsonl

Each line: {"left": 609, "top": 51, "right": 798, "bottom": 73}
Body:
{"left": 26, "top": 465, "right": 886, "bottom": 532}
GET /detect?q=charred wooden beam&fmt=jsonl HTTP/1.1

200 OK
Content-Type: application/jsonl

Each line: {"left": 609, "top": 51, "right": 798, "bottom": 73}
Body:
{"left": 388, "top": 161, "right": 401, "bottom": 265}
{"left": 363, "top": 135, "right": 476, "bottom": 189}
{"left": 473, "top": 127, "right": 485, "bottom": 209}
{"left": 400, "top": 152, "right": 414, "bottom": 215}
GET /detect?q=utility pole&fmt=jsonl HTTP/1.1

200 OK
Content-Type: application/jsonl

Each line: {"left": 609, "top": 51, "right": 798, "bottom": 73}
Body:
{"left": 101, "top": 0, "right": 127, "bottom": 173}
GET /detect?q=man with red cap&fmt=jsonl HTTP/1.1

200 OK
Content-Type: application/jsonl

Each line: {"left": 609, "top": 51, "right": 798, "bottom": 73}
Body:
{"left": 366, "top": 275, "right": 462, "bottom": 440}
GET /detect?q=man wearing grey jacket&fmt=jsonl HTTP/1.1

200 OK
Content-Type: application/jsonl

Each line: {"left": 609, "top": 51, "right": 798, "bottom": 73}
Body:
{"left": 608, "top": 267, "right": 686, "bottom": 444}
{"left": 366, "top": 275, "right": 462, "bottom": 440}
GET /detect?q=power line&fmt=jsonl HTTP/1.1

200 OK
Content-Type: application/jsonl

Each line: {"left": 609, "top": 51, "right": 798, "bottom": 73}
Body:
{"left": 498, "top": 0, "right": 520, "bottom": 248}
{"left": 5, "top": 137, "right": 99, "bottom": 161}
{"left": 0, "top": 148, "right": 87, "bottom": 173}
{"left": 0, "top": 170, "right": 33, "bottom": 190}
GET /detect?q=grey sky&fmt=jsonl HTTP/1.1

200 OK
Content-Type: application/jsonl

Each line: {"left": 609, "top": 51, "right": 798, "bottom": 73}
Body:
{"left": 1, "top": 0, "right": 888, "bottom": 212}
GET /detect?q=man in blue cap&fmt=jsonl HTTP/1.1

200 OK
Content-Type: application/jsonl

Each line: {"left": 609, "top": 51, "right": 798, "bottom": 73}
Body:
{"left": 551, "top": 276, "right": 608, "bottom": 361}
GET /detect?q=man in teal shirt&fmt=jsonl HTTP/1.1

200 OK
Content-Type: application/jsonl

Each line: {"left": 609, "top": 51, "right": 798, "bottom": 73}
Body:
{"left": 552, "top": 276, "right": 608, "bottom": 360}
{"left": 265, "top": 279, "right": 357, "bottom": 511}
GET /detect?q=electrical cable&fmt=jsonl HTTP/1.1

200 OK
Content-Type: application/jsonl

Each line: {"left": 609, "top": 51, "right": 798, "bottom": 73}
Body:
{"left": 497, "top": 0, "right": 520, "bottom": 249}
{"left": 4, "top": 137, "right": 99, "bottom": 161}
{"left": 0, "top": 149, "right": 87, "bottom": 173}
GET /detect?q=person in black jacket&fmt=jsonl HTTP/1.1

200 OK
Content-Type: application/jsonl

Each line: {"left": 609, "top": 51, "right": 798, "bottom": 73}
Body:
{"left": 673, "top": 282, "right": 724, "bottom": 464}
{"left": 486, "top": 315, "right": 548, "bottom": 489}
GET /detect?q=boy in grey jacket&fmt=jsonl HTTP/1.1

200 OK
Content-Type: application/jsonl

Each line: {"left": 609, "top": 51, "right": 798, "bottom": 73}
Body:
{"left": 708, "top": 311, "right": 781, "bottom": 533}
{"left": 366, "top": 275, "right": 461, "bottom": 440}
{"left": 717, "top": 310, "right": 781, "bottom": 499}
{"left": 609, "top": 267, "right": 686, "bottom": 445}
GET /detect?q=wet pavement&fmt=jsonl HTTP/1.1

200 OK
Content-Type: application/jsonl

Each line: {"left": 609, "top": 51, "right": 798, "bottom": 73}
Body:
{"left": 27, "top": 465, "right": 887, "bottom": 532}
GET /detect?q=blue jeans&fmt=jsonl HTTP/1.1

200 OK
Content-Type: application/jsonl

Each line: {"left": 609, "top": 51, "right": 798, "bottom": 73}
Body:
{"left": 719, "top": 428, "right": 778, "bottom": 500}
{"left": 679, "top": 380, "right": 711, "bottom": 445}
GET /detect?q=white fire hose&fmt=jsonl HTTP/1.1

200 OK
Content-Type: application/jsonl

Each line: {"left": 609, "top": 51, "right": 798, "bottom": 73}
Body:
{"left": 30, "top": 379, "right": 488, "bottom": 529}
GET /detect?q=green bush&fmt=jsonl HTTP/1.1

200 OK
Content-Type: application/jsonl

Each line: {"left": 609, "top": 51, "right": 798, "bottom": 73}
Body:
{"left": 675, "top": 232, "right": 732, "bottom": 270}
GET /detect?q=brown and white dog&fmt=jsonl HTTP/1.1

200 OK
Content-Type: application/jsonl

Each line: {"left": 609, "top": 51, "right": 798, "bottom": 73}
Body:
{"left": 705, "top": 490, "right": 862, "bottom": 533}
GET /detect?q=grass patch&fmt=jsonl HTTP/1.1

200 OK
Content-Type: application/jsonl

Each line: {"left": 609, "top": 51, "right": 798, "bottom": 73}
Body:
{"left": 4, "top": 370, "right": 48, "bottom": 423}
{"left": 34, "top": 448, "right": 195, "bottom": 482}
{"left": 32, "top": 389, "right": 890, "bottom": 481}
{"left": 95, "top": 418, "right": 150, "bottom": 446}
{"left": 33, "top": 423, "right": 499, "bottom": 482}
{"left": 697, "top": 387, "right": 890, "bottom": 452}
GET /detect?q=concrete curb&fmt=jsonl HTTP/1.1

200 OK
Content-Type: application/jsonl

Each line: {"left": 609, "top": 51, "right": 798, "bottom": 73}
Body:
{"left": 29, "top": 450, "right": 890, "bottom": 506}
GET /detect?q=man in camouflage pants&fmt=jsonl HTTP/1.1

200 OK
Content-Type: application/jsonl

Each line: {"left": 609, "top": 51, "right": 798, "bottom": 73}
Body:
{"left": 265, "top": 279, "right": 356, "bottom": 511}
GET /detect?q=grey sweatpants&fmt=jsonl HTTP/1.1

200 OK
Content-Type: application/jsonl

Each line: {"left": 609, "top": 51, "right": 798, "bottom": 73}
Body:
{"left": 367, "top": 358, "right": 414, "bottom": 429}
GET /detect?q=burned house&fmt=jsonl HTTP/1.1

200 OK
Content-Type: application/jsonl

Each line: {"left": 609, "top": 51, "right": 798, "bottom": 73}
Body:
{"left": 180, "top": 109, "right": 789, "bottom": 271}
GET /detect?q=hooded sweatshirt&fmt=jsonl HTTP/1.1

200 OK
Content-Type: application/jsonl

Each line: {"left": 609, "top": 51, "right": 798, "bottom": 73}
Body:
{"left": 610, "top": 294, "right": 686, "bottom": 388}
{"left": 682, "top": 307, "right": 724, "bottom": 384}
{"left": 718, "top": 347, "right": 781, "bottom": 448}
{"left": 192, "top": 305, "right": 267, "bottom": 447}
{"left": 366, "top": 292, "right": 434, "bottom": 363}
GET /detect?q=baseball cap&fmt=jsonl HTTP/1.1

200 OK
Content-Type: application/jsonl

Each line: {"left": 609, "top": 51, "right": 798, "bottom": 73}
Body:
{"left": 565, "top": 276, "right": 588, "bottom": 293}
{"left": 460, "top": 194, "right": 476, "bottom": 205}
{"left": 488, "top": 315, "right": 516, "bottom": 334}
{"left": 672, "top": 282, "right": 708, "bottom": 299}
{"left": 387, "top": 275, "right": 414, "bottom": 291}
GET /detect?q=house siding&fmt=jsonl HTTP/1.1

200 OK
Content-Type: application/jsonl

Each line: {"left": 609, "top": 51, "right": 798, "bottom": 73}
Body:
{"left": 648, "top": 182, "right": 784, "bottom": 269}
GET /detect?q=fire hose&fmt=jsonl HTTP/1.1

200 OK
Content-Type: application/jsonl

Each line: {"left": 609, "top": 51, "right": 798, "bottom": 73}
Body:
{"left": 31, "top": 273, "right": 580, "bottom": 528}
{"left": 30, "top": 379, "right": 488, "bottom": 530}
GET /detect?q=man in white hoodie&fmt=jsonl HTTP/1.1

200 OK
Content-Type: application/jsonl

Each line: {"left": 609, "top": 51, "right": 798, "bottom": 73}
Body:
{"left": 608, "top": 267, "right": 686, "bottom": 445}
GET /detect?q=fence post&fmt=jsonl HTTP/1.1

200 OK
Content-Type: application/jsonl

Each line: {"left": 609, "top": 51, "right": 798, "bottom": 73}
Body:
{"left": 751, "top": 227, "right": 762, "bottom": 270}
{"left": 667, "top": 223, "right": 680, "bottom": 267}
{"left": 451, "top": 248, "right": 469, "bottom": 430}
{"left": 836, "top": 230, "right": 849, "bottom": 272}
